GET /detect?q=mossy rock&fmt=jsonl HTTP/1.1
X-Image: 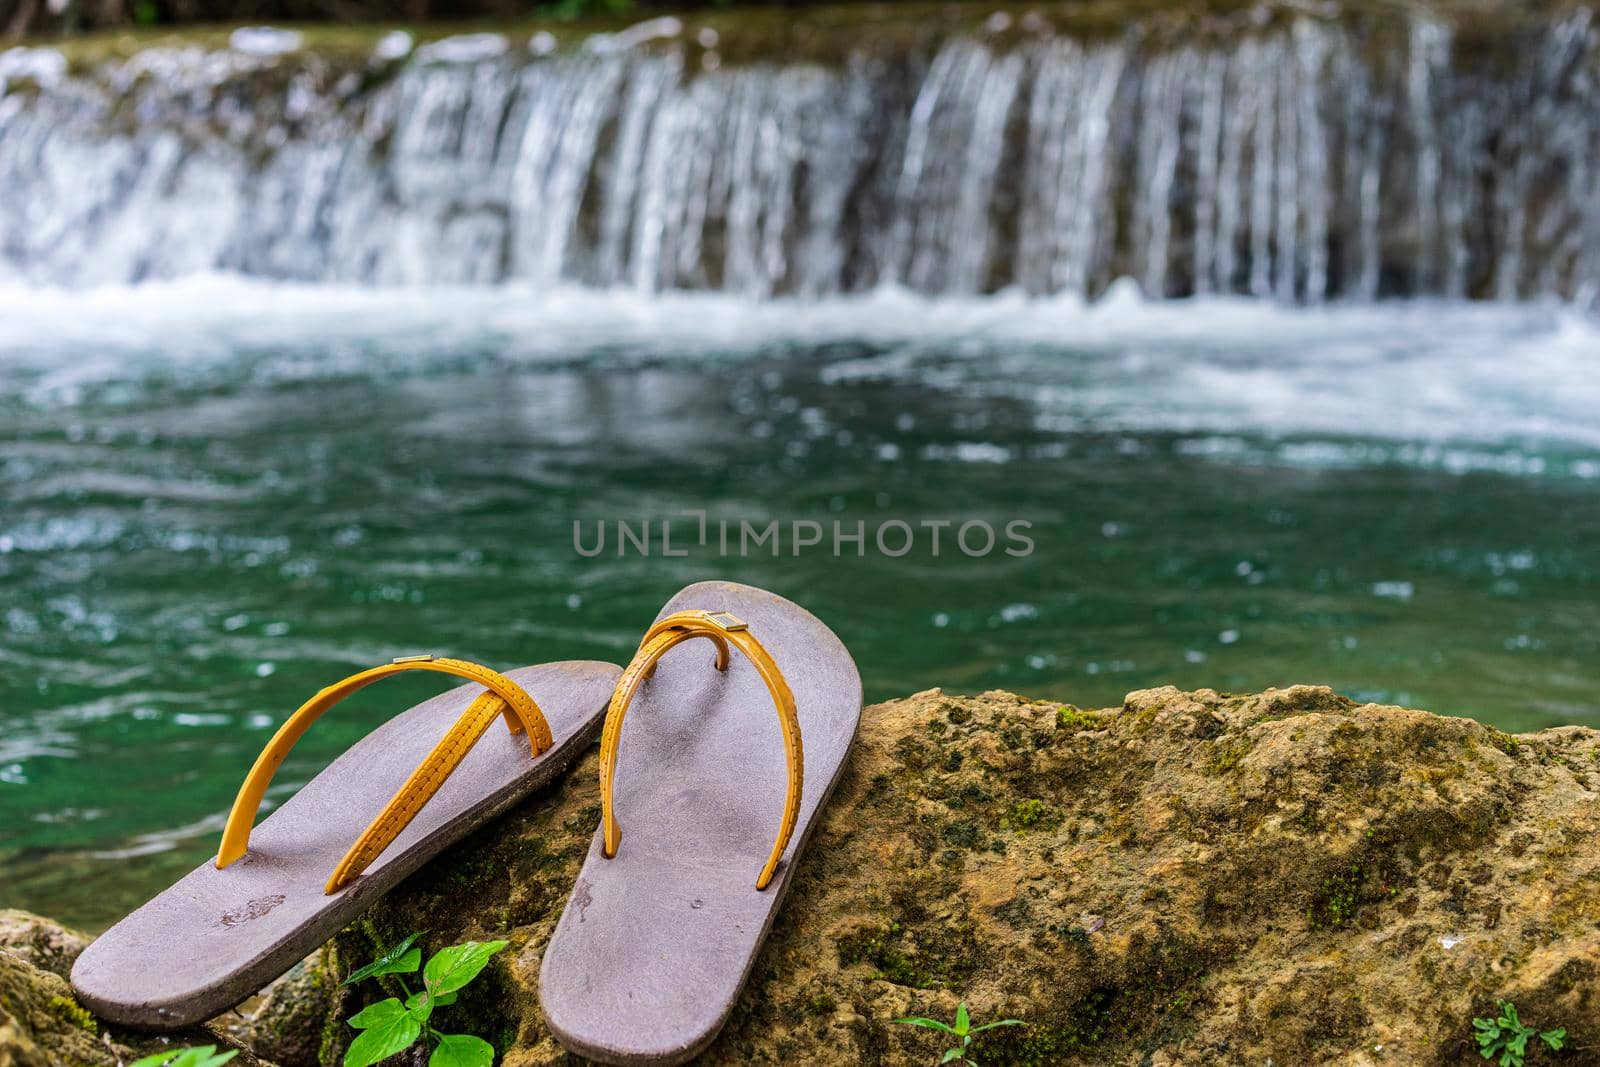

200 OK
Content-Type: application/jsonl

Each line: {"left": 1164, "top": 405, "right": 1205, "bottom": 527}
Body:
{"left": 241, "top": 684, "right": 1599, "bottom": 1065}
{"left": 0, "top": 909, "right": 90, "bottom": 981}
{"left": 0, "top": 947, "right": 229, "bottom": 1066}
{"left": 0, "top": 950, "right": 112, "bottom": 1066}
{"left": 0, "top": 910, "right": 263, "bottom": 1066}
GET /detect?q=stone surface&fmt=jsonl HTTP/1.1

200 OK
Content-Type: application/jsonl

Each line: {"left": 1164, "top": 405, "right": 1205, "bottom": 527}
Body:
{"left": 243, "top": 685, "right": 1600, "bottom": 1065}
{"left": 0, "top": 909, "right": 263, "bottom": 1066}
{"left": 224, "top": 945, "right": 347, "bottom": 1067}
{"left": 0, "top": 909, "right": 90, "bottom": 981}
{"left": 0, "top": 948, "right": 113, "bottom": 1067}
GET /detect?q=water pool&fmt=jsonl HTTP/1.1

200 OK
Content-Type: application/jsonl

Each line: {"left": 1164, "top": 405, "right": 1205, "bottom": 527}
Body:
{"left": 1, "top": 278, "right": 1597, "bottom": 928}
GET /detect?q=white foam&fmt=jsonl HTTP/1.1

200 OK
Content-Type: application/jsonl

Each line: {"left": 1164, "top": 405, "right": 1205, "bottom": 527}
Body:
{"left": 373, "top": 31, "right": 414, "bottom": 61}
{"left": 0, "top": 275, "right": 1595, "bottom": 466}
{"left": 0, "top": 46, "right": 66, "bottom": 91}
{"left": 417, "top": 33, "right": 509, "bottom": 64}
{"left": 228, "top": 27, "right": 303, "bottom": 57}
{"left": 586, "top": 16, "right": 683, "bottom": 54}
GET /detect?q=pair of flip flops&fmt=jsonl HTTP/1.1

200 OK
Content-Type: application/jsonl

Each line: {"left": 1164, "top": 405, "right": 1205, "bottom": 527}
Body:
{"left": 71, "top": 581, "right": 862, "bottom": 1064}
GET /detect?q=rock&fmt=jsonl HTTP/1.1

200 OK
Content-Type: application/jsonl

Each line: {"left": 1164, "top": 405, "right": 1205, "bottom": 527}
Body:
{"left": 0, "top": 910, "right": 264, "bottom": 1066}
{"left": 224, "top": 945, "right": 348, "bottom": 1067}
{"left": 0, "top": 908, "right": 90, "bottom": 980}
{"left": 242, "top": 685, "right": 1600, "bottom": 1065}
{"left": 0, "top": 949, "right": 112, "bottom": 1066}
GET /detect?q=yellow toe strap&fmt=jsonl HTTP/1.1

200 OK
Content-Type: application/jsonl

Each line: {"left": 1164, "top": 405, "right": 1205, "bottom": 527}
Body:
{"left": 215, "top": 655, "right": 552, "bottom": 894}
{"left": 598, "top": 610, "right": 802, "bottom": 891}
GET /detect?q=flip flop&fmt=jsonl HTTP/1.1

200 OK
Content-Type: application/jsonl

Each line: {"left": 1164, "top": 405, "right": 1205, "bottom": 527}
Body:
{"left": 71, "top": 655, "right": 620, "bottom": 1029}
{"left": 539, "top": 581, "right": 862, "bottom": 1065}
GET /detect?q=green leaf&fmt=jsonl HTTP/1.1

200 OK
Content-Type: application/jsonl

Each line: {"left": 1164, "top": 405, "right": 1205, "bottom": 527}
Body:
{"left": 348, "top": 998, "right": 408, "bottom": 1030}
{"left": 404, "top": 989, "right": 436, "bottom": 1024}
{"left": 130, "top": 1048, "right": 239, "bottom": 1067}
{"left": 401, "top": 987, "right": 457, "bottom": 1018}
{"left": 1540, "top": 1028, "right": 1567, "bottom": 1051}
{"left": 954, "top": 1001, "right": 970, "bottom": 1036}
{"left": 970, "top": 1019, "right": 1026, "bottom": 1034}
{"left": 343, "top": 1006, "right": 422, "bottom": 1067}
{"left": 423, "top": 940, "right": 510, "bottom": 997}
{"left": 941, "top": 1049, "right": 963, "bottom": 1064}
{"left": 429, "top": 1032, "right": 496, "bottom": 1067}
{"left": 893, "top": 1017, "right": 959, "bottom": 1036}
{"left": 344, "top": 931, "right": 426, "bottom": 985}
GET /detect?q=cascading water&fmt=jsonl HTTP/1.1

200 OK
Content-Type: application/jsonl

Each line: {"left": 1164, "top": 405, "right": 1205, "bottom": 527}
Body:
{"left": 0, "top": 7, "right": 1597, "bottom": 299}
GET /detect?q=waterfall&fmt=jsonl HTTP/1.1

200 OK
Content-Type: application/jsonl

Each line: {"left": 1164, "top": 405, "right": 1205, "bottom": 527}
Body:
{"left": 0, "top": 8, "right": 1597, "bottom": 301}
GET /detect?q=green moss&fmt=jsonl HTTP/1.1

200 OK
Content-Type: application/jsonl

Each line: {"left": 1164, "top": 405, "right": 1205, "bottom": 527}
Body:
{"left": 1309, "top": 864, "right": 1367, "bottom": 929}
{"left": 1291, "top": 799, "right": 1325, "bottom": 834}
{"left": 1003, "top": 799, "right": 1061, "bottom": 832}
{"left": 1332, "top": 721, "right": 1364, "bottom": 742}
{"left": 942, "top": 819, "right": 982, "bottom": 849}
{"left": 895, "top": 735, "right": 934, "bottom": 770}
{"left": 442, "top": 848, "right": 499, "bottom": 887}
{"left": 520, "top": 837, "right": 567, "bottom": 872}
{"left": 316, "top": 945, "right": 349, "bottom": 1065}
{"left": 1208, "top": 736, "right": 1255, "bottom": 774}
{"left": 807, "top": 990, "right": 837, "bottom": 1015}
{"left": 561, "top": 803, "right": 602, "bottom": 836}
{"left": 47, "top": 993, "right": 96, "bottom": 1032}
{"left": 1056, "top": 705, "right": 1104, "bottom": 731}
{"left": 836, "top": 915, "right": 977, "bottom": 990}
{"left": 995, "top": 895, "right": 1033, "bottom": 927}
{"left": 836, "top": 921, "right": 931, "bottom": 987}
{"left": 983, "top": 988, "right": 1116, "bottom": 1063}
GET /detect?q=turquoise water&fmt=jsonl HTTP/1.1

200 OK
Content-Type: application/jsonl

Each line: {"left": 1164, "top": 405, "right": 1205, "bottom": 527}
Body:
{"left": 2, "top": 279, "right": 1598, "bottom": 929}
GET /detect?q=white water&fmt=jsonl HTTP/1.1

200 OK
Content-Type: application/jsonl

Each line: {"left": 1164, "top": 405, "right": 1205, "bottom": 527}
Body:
{"left": 3, "top": 10, "right": 1597, "bottom": 472}
{"left": 1, "top": 275, "right": 1596, "bottom": 474}
{"left": 2, "top": 9, "right": 1598, "bottom": 300}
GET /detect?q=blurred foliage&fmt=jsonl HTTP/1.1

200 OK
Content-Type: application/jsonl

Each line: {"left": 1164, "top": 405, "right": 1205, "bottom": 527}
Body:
{"left": 0, "top": 0, "right": 748, "bottom": 41}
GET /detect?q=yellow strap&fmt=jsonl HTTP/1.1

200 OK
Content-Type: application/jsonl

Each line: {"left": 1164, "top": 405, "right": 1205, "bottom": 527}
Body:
{"left": 215, "top": 656, "right": 553, "bottom": 894}
{"left": 598, "top": 610, "right": 802, "bottom": 891}
{"left": 322, "top": 689, "right": 510, "bottom": 893}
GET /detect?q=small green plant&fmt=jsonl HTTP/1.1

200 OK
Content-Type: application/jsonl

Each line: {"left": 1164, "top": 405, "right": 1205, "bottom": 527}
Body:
{"left": 1473, "top": 999, "right": 1567, "bottom": 1066}
{"left": 130, "top": 1047, "right": 238, "bottom": 1067}
{"left": 1056, "top": 705, "right": 1105, "bottom": 731}
{"left": 342, "top": 931, "right": 509, "bottom": 1067}
{"left": 894, "top": 1001, "right": 1023, "bottom": 1065}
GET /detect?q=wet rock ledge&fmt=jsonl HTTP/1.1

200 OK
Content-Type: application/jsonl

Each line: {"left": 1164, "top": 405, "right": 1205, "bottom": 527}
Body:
{"left": 4, "top": 685, "right": 1599, "bottom": 1064}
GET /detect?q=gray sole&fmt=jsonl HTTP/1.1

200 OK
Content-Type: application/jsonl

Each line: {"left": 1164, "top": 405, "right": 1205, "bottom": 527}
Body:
{"left": 539, "top": 583, "right": 862, "bottom": 1065}
{"left": 71, "top": 659, "right": 620, "bottom": 1030}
